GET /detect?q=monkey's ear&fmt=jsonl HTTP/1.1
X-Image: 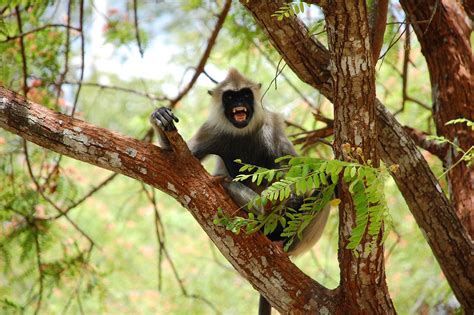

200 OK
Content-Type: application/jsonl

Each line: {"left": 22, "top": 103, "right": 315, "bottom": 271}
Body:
{"left": 208, "top": 90, "right": 213, "bottom": 96}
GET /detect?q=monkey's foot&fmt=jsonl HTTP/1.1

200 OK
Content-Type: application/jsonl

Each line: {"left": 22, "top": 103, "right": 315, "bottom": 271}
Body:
{"left": 211, "top": 175, "right": 232, "bottom": 184}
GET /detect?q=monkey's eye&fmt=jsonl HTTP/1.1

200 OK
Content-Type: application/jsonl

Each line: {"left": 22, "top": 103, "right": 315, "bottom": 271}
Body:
{"left": 223, "top": 92, "right": 233, "bottom": 102}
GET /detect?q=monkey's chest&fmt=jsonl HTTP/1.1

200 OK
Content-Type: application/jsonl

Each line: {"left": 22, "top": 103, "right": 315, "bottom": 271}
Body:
{"left": 212, "top": 136, "right": 278, "bottom": 179}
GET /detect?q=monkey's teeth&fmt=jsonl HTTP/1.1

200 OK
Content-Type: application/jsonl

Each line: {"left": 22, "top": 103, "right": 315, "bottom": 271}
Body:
{"left": 233, "top": 106, "right": 247, "bottom": 113}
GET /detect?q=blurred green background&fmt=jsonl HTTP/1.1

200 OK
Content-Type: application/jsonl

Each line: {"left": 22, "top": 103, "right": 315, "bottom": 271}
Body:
{"left": 0, "top": 1, "right": 453, "bottom": 314}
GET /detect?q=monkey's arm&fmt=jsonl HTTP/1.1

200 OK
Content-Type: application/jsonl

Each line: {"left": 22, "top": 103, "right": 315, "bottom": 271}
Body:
{"left": 151, "top": 107, "right": 264, "bottom": 214}
{"left": 213, "top": 157, "right": 265, "bottom": 215}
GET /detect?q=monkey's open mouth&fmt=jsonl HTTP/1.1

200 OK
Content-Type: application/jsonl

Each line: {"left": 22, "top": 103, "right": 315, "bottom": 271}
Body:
{"left": 232, "top": 106, "right": 248, "bottom": 122}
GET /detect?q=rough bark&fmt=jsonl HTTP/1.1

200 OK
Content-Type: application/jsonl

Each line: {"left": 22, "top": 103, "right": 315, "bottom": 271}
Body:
{"left": 377, "top": 102, "right": 474, "bottom": 311}
{"left": 241, "top": 0, "right": 474, "bottom": 310}
{"left": 323, "top": 2, "right": 395, "bottom": 313}
{"left": 0, "top": 86, "right": 338, "bottom": 314}
{"left": 400, "top": 0, "right": 474, "bottom": 238}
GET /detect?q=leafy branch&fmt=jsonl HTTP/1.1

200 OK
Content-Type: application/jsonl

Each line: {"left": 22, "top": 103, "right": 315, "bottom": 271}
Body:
{"left": 271, "top": 1, "right": 307, "bottom": 21}
{"left": 214, "top": 146, "right": 395, "bottom": 253}
{"left": 427, "top": 118, "right": 474, "bottom": 173}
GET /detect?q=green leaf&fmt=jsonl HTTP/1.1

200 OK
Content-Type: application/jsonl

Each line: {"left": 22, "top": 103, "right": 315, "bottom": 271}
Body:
{"left": 275, "top": 155, "right": 293, "bottom": 163}
{"left": 284, "top": 186, "right": 291, "bottom": 199}
{"left": 319, "top": 173, "right": 328, "bottom": 185}
{"left": 350, "top": 166, "right": 357, "bottom": 178}
{"left": 348, "top": 179, "right": 359, "bottom": 193}
{"left": 313, "top": 173, "right": 320, "bottom": 188}
{"left": 292, "top": 4, "right": 300, "bottom": 14}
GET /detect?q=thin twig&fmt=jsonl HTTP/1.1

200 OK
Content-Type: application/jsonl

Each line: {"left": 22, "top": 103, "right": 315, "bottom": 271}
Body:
{"left": 62, "top": 80, "right": 169, "bottom": 101}
{"left": 15, "top": 6, "right": 28, "bottom": 96}
{"left": 71, "top": 0, "right": 85, "bottom": 117}
{"left": 168, "top": 0, "right": 232, "bottom": 108}
{"left": 141, "top": 184, "right": 166, "bottom": 291}
{"left": 23, "top": 142, "right": 97, "bottom": 247}
{"left": 0, "top": 23, "right": 80, "bottom": 43}
{"left": 260, "top": 59, "right": 286, "bottom": 103}
{"left": 378, "top": 19, "right": 406, "bottom": 63}
{"left": 133, "top": 0, "right": 144, "bottom": 57}
{"left": 32, "top": 225, "right": 44, "bottom": 315}
{"left": 43, "top": 0, "right": 72, "bottom": 191}
{"left": 15, "top": 2, "right": 95, "bottom": 245}
{"left": 423, "top": 0, "right": 439, "bottom": 35}
{"left": 141, "top": 184, "right": 220, "bottom": 313}
{"left": 48, "top": 173, "right": 119, "bottom": 220}
{"left": 202, "top": 69, "right": 218, "bottom": 84}
{"left": 253, "top": 39, "right": 318, "bottom": 109}
{"left": 393, "top": 26, "right": 430, "bottom": 116}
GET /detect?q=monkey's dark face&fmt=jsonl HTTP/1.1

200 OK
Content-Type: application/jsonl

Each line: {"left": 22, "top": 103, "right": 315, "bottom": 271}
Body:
{"left": 222, "top": 88, "right": 255, "bottom": 128}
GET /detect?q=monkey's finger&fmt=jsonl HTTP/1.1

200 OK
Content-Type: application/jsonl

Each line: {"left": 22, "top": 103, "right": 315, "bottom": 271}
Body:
{"left": 162, "top": 110, "right": 176, "bottom": 124}
{"left": 163, "top": 113, "right": 179, "bottom": 131}
{"left": 168, "top": 110, "right": 179, "bottom": 122}
{"left": 154, "top": 113, "right": 171, "bottom": 131}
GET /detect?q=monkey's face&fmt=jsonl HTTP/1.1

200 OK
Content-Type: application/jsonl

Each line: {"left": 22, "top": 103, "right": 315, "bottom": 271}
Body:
{"left": 222, "top": 88, "right": 255, "bottom": 128}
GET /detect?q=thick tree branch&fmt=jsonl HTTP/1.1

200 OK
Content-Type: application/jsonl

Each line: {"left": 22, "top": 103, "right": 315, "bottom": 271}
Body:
{"left": 400, "top": 0, "right": 474, "bottom": 240}
{"left": 323, "top": 1, "right": 394, "bottom": 312}
{"left": 0, "top": 86, "right": 338, "bottom": 314}
{"left": 241, "top": 0, "right": 474, "bottom": 309}
{"left": 368, "top": 0, "right": 389, "bottom": 63}
{"left": 403, "top": 126, "right": 449, "bottom": 159}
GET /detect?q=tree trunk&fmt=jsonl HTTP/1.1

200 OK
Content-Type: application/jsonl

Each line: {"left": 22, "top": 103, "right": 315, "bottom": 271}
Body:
{"left": 323, "top": 1, "right": 395, "bottom": 313}
{"left": 241, "top": 0, "right": 474, "bottom": 310}
{"left": 400, "top": 0, "right": 474, "bottom": 238}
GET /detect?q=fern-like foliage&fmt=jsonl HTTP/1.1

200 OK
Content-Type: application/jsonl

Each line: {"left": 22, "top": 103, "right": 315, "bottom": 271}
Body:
{"left": 271, "top": 1, "right": 307, "bottom": 21}
{"left": 427, "top": 118, "right": 474, "bottom": 169}
{"left": 214, "top": 150, "right": 394, "bottom": 253}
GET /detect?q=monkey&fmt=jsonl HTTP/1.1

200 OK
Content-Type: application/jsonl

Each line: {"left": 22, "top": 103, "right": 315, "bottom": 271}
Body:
{"left": 150, "top": 68, "right": 330, "bottom": 315}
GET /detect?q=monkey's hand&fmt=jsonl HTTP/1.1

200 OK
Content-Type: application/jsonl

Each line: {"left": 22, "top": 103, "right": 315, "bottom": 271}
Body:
{"left": 151, "top": 107, "right": 179, "bottom": 132}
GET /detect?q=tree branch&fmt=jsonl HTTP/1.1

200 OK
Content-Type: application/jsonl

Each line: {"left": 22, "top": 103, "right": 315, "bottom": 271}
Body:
{"left": 240, "top": 0, "right": 474, "bottom": 309}
{"left": 0, "top": 24, "right": 80, "bottom": 43}
{"left": 169, "top": 0, "right": 231, "bottom": 108}
{"left": 0, "top": 85, "right": 338, "bottom": 314}
{"left": 368, "top": 0, "right": 389, "bottom": 63}
{"left": 400, "top": 0, "right": 474, "bottom": 244}
{"left": 323, "top": 1, "right": 394, "bottom": 311}
{"left": 403, "top": 126, "right": 449, "bottom": 159}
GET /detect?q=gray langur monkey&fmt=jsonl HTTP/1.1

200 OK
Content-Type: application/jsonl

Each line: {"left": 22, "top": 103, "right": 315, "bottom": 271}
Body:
{"left": 150, "top": 68, "right": 330, "bottom": 315}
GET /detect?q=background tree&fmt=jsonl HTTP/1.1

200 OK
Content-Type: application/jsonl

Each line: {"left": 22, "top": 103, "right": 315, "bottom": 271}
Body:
{"left": 0, "top": 1, "right": 472, "bottom": 314}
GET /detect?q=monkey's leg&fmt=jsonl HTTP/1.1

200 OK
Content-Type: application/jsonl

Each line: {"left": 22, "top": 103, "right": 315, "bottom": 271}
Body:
{"left": 213, "top": 157, "right": 265, "bottom": 216}
{"left": 221, "top": 180, "right": 265, "bottom": 216}
{"left": 259, "top": 294, "right": 272, "bottom": 315}
{"left": 286, "top": 204, "right": 330, "bottom": 256}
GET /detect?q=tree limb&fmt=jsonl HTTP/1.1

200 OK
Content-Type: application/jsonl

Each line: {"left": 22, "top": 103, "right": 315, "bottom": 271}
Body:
{"left": 400, "top": 0, "right": 474, "bottom": 242}
{"left": 169, "top": 0, "right": 232, "bottom": 108}
{"left": 240, "top": 0, "right": 474, "bottom": 309}
{"left": 403, "top": 126, "right": 449, "bottom": 159}
{"left": 368, "top": 0, "right": 389, "bottom": 63}
{"left": 0, "top": 85, "right": 338, "bottom": 314}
